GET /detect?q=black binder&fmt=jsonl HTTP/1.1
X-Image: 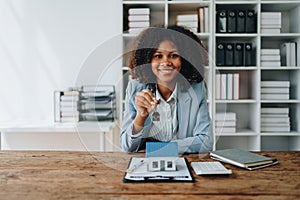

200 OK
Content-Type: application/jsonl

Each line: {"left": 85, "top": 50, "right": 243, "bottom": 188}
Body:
{"left": 225, "top": 43, "right": 234, "bottom": 66}
{"left": 244, "top": 43, "right": 253, "bottom": 66}
{"left": 216, "top": 10, "right": 227, "bottom": 33}
{"left": 236, "top": 10, "right": 246, "bottom": 33}
{"left": 227, "top": 10, "right": 236, "bottom": 33}
{"left": 216, "top": 43, "right": 225, "bottom": 66}
{"left": 246, "top": 10, "right": 256, "bottom": 33}
{"left": 235, "top": 43, "right": 244, "bottom": 66}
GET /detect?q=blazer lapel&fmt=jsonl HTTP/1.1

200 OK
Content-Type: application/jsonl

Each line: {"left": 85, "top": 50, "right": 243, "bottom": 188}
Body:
{"left": 177, "top": 87, "right": 191, "bottom": 138}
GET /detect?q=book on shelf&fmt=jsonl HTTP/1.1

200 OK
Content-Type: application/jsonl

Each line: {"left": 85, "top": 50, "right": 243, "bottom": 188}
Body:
{"left": 280, "top": 42, "right": 297, "bottom": 67}
{"left": 197, "top": 6, "right": 209, "bottom": 33}
{"left": 260, "top": 61, "right": 281, "bottom": 67}
{"left": 210, "top": 148, "right": 278, "bottom": 170}
{"left": 261, "top": 28, "right": 280, "bottom": 34}
{"left": 260, "top": 55, "right": 281, "bottom": 62}
{"left": 261, "top": 126, "right": 290, "bottom": 132}
{"left": 128, "top": 21, "right": 150, "bottom": 28}
{"left": 226, "top": 73, "right": 233, "bottom": 100}
{"left": 215, "top": 120, "right": 236, "bottom": 127}
{"left": 261, "top": 107, "right": 289, "bottom": 115}
{"left": 198, "top": 7, "right": 204, "bottom": 33}
{"left": 261, "top": 93, "right": 289, "bottom": 100}
{"left": 220, "top": 73, "right": 227, "bottom": 100}
{"left": 215, "top": 127, "right": 236, "bottom": 134}
{"left": 215, "top": 112, "right": 236, "bottom": 121}
{"left": 128, "top": 8, "right": 150, "bottom": 15}
{"left": 216, "top": 73, "right": 239, "bottom": 100}
{"left": 260, "top": 12, "right": 281, "bottom": 34}
{"left": 261, "top": 81, "right": 290, "bottom": 88}
{"left": 215, "top": 74, "right": 221, "bottom": 100}
{"left": 128, "top": 15, "right": 149, "bottom": 22}
{"left": 261, "top": 49, "right": 280, "bottom": 55}
{"left": 127, "top": 8, "right": 150, "bottom": 34}
{"left": 261, "top": 117, "right": 290, "bottom": 123}
{"left": 261, "top": 87, "right": 289, "bottom": 94}
{"left": 177, "top": 14, "right": 198, "bottom": 33}
{"left": 233, "top": 73, "right": 239, "bottom": 100}
{"left": 176, "top": 14, "right": 198, "bottom": 22}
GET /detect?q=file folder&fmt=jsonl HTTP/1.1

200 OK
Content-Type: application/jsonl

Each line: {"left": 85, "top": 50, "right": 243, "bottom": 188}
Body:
{"left": 216, "top": 10, "right": 227, "bottom": 33}
{"left": 237, "top": 10, "right": 246, "bottom": 33}
{"left": 235, "top": 43, "right": 244, "bottom": 66}
{"left": 246, "top": 10, "right": 256, "bottom": 33}
{"left": 244, "top": 43, "right": 253, "bottom": 66}
{"left": 225, "top": 43, "right": 234, "bottom": 66}
{"left": 216, "top": 43, "right": 225, "bottom": 66}
{"left": 227, "top": 10, "right": 236, "bottom": 33}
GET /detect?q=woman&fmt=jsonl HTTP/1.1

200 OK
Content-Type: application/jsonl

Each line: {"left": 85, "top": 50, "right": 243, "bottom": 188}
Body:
{"left": 120, "top": 25, "right": 213, "bottom": 154}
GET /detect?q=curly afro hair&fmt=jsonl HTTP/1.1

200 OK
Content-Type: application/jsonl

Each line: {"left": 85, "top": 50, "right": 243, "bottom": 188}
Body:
{"left": 126, "top": 25, "right": 208, "bottom": 91}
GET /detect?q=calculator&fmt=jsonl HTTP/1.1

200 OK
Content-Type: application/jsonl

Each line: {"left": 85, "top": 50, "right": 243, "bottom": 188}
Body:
{"left": 191, "top": 161, "right": 232, "bottom": 175}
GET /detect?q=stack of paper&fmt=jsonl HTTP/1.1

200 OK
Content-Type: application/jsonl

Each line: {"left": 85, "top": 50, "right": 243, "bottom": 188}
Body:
{"left": 176, "top": 14, "right": 198, "bottom": 33}
{"left": 54, "top": 90, "right": 80, "bottom": 123}
{"left": 261, "top": 12, "right": 281, "bottom": 34}
{"left": 260, "top": 49, "right": 281, "bottom": 67}
{"left": 215, "top": 112, "right": 237, "bottom": 134}
{"left": 261, "top": 81, "right": 290, "bottom": 100}
{"left": 128, "top": 8, "right": 150, "bottom": 34}
{"left": 261, "top": 107, "right": 290, "bottom": 132}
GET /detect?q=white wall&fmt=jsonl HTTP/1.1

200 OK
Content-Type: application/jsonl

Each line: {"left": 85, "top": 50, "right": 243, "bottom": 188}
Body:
{"left": 0, "top": 0, "right": 122, "bottom": 125}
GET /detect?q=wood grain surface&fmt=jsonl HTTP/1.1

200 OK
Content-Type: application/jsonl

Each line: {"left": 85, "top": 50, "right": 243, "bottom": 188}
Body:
{"left": 0, "top": 151, "right": 299, "bottom": 199}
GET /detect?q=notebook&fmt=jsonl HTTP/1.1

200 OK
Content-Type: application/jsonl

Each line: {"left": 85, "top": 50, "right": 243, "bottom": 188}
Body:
{"left": 210, "top": 148, "right": 278, "bottom": 170}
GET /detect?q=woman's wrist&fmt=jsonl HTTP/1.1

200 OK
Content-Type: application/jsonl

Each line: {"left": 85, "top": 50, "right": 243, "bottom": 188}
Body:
{"left": 133, "top": 114, "right": 147, "bottom": 134}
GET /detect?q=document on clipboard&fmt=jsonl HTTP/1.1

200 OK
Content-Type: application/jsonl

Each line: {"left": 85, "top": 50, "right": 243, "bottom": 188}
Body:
{"left": 123, "top": 157, "right": 194, "bottom": 183}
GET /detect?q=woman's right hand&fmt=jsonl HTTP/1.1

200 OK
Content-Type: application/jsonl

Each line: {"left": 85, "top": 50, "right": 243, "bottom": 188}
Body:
{"left": 135, "top": 89, "right": 159, "bottom": 118}
{"left": 132, "top": 89, "right": 159, "bottom": 134}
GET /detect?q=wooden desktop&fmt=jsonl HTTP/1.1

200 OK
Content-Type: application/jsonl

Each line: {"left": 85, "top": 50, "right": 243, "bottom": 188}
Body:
{"left": 0, "top": 151, "right": 299, "bottom": 199}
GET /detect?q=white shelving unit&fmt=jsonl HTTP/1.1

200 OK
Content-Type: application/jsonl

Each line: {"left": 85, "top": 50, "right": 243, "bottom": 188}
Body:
{"left": 122, "top": 0, "right": 300, "bottom": 151}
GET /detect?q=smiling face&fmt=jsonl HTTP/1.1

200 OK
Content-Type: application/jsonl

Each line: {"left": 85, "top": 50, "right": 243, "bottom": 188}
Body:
{"left": 151, "top": 40, "right": 182, "bottom": 88}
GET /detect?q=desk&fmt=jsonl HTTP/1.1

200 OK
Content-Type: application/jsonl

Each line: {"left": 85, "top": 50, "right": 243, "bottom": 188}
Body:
{"left": 0, "top": 121, "right": 120, "bottom": 152}
{"left": 0, "top": 151, "right": 299, "bottom": 199}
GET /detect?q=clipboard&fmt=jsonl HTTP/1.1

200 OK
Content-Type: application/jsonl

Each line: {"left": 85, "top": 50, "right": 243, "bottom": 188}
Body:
{"left": 123, "top": 157, "right": 194, "bottom": 183}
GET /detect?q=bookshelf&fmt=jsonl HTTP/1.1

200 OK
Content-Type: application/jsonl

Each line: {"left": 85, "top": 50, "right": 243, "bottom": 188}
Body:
{"left": 122, "top": 0, "right": 300, "bottom": 151}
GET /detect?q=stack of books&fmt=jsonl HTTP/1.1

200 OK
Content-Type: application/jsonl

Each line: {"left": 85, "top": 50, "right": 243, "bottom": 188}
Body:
{"left": 260, "top": 49, "right": 281, "bottom": 67}
{"left": 261, "top": 81, "right": 290, "bottom": 100}
{"left": 215, "top": 73, "right": 239, "bottom": 100}
{"left": 176, "top": 14, "right": 198, "bottom": 33}
{"left": 210, "top": 148, "right": 278, "bottom": 170}
{"left": 128, "top": 8, "right": 150, "bottom": 34}
{"left": 54, "top": 90, "right": 80, "bottom": 123}
{"left": 197, "top": 6, "right": 209, "bottom": 33}
{"left": 261, "top": 12, "right": 281, "bottom": 34}
{"left": 261, "top": 107, "right": 290, "bottom": 132}
{"left": 280, "top": 42, "right": 297, "bottom": 67}
{"left": 215, "top": 112, "right": 237, "bottom": 134}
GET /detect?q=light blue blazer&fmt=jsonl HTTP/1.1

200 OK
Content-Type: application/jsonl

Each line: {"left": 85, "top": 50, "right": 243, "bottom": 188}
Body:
{"left": 120, "top": 79, "right": 213, "bottom": 154}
